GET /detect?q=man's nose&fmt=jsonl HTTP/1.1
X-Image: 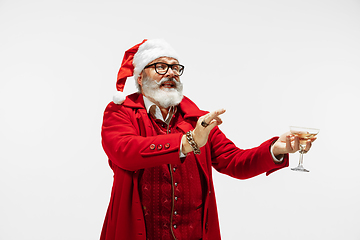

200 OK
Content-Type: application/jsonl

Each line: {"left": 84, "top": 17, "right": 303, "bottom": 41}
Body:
{"left": 165, "top": 67, "right": 176, "bottom": 78}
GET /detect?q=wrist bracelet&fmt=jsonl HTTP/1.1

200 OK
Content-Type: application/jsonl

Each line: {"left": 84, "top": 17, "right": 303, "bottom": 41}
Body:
{"left": 186, "top": 131, "right": 201, "bottom": 155}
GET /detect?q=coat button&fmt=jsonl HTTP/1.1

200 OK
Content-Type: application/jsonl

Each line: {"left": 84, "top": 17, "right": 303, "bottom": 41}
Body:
{"left": 157, "top": 144, "right": 163, "bottom": 150}
{"left": 173, "top": 224, "right": 177, "bottom": 229}
{"left": 164, "top": 143, "right": 170, "bottom": 149}
{"left": 150, "top": 144, "right": 156, "bottom": 150}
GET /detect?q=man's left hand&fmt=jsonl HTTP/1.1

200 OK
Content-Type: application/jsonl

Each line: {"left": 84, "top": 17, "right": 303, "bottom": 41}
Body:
{"left": 271, "top": 132, "right": 317, "bottom": 159}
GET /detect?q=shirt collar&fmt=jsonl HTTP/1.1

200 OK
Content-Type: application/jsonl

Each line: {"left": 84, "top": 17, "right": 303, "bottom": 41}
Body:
{"left": 143, "top": 95, "right": 155, "bottom": 114}
{"left": 142, "top": 95, "right": 176, "bottom": 123}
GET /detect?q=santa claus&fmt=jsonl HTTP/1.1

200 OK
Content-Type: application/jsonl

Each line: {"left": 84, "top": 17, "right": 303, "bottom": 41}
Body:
{"left": 100, "top": 39, "right": 315, "bottom": 240}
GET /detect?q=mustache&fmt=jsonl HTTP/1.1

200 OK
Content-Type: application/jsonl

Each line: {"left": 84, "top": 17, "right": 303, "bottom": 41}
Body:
{"left": 154, "top": 77, "right": 179, "bottom": 87}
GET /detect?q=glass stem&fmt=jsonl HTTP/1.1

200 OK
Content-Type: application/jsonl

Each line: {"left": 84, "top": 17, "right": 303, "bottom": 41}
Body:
{"left": 298, "top": 145, "right": 305, "bottom": 167}
{"left": 298, "top": 152, "right": 304, "bottom": 167}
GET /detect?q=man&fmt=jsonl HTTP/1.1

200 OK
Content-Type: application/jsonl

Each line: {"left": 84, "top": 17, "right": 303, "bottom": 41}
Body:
{"left": 100, "top": 39, "right": 315, "bottom": 240}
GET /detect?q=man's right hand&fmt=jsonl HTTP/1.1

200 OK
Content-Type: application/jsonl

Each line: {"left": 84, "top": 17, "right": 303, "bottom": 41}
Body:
{"left": 181, "top": 109, "right": 226, "bottom": 154}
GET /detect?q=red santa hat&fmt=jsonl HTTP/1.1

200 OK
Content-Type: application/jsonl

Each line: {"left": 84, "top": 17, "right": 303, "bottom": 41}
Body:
{"left": 113, "top": 39, "right": 180, "bottom": 104}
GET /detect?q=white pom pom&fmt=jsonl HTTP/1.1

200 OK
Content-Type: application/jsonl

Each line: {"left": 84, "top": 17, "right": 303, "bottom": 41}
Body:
{"left": 113, "top": 91, "right": 126, "bottom": 104}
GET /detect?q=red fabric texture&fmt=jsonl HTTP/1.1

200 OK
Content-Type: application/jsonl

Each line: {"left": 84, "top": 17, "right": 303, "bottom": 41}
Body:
{"left": 116, "top": 39, "right": 147, "bottom": 92}
{"left": 139, "top": 112, "right": 203, "bottom": 240}
{"left": 100, "top": 93, "right": 289, "bottom": 240}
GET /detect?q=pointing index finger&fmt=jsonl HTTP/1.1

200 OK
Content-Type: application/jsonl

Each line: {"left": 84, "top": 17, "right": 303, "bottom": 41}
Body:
{"left": 207, "top": 108, "right": 226, "bottom": 120}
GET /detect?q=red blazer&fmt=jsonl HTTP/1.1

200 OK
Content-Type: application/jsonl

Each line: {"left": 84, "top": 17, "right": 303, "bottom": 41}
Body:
{"left": 100, "top": 93, "right": 289, "bottom": 240}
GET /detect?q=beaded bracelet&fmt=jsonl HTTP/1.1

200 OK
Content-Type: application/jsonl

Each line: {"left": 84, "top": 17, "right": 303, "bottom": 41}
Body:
{"left": 186, "top": 131, "right": 201, "bottom": 155}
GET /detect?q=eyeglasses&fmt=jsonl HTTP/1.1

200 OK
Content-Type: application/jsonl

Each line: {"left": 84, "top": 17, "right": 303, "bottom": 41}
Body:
{"left": 144, "top": 62, "right": 184, "bottom": 76}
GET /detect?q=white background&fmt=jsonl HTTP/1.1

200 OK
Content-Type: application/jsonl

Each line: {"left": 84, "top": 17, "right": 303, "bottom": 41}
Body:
{"left": 1, "top": 0, "right": 359, "bottom": 239}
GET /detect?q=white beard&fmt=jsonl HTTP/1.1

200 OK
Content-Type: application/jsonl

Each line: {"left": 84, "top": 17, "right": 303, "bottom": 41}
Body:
{"left": 141, "top": 76, "right": 184, "bottom": 109}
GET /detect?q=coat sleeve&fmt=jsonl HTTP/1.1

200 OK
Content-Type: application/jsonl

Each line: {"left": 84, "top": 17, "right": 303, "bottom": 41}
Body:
{"left": 209, "top": 126, "right": 289, "bottom": 179}
{"left": 101, "top": 103, "right": 184, "bottom": 171}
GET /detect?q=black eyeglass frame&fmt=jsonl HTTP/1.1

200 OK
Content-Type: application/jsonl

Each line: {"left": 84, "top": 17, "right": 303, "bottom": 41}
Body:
{"left": 144, "top": 62, "right": 185, "bottom": 76}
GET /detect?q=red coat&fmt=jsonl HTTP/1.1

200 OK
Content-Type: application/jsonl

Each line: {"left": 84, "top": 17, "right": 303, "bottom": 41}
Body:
{"left": 100, "top": 93, "right": 289, "bottom": 240}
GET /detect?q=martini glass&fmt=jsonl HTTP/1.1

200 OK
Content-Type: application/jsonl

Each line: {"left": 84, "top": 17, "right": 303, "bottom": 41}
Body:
{"left": 290, "top": 126, "right": 319, "bottom": 172}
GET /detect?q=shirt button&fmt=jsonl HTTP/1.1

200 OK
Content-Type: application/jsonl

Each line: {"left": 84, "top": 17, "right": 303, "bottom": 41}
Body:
{"left": 150, "top": 144, "right": 156, "bottom": 150}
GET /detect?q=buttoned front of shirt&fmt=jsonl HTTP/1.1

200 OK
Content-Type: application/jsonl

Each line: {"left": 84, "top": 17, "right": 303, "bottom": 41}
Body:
{"left": 139, "top": 98, "right": 204, "bottom": 240}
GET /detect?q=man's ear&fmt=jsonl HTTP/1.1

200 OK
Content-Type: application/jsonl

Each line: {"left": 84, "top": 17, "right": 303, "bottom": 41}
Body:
{"left": 137, "top": 73, "right": 143, "bottom": 87}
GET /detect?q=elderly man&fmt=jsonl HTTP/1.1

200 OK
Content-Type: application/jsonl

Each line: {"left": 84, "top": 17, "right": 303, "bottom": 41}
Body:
{"left": 100, "top": 39, "right": 314, "bottom": 240}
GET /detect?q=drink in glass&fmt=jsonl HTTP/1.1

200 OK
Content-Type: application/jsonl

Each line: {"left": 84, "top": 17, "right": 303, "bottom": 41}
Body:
{"left": 290, "top": 126, "right": 319, "bottom": 172}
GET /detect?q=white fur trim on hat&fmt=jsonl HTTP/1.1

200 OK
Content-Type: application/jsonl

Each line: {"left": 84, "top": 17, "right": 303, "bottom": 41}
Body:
{"left": 133, "top": 39, "right": 179, "bottom": 81}
{"left": 113, "top": 91, "right": 126, "bottom": 104}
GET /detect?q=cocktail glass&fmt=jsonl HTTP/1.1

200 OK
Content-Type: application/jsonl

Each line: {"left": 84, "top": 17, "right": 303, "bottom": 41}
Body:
{"left": 290, "top": 126, "right": 319, "bottom": 172}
